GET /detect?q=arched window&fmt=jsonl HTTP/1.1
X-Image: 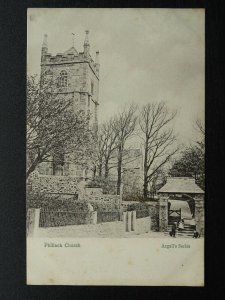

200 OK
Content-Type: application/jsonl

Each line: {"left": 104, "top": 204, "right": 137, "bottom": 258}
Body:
{"left": 58, "top": 70, "right": 68, "bottom": 87}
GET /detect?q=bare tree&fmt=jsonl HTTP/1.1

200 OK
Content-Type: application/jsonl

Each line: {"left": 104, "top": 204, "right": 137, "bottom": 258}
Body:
{"left": 113, "top": 104, "right": 137, "bottom": 195}
{"left": 148, "top": 167, "right": 167, "bottom": 198}
{"left": 95, "top": 131, "right": 105, "bottom": 178}
{"left": 195, "top": 118, "right": 205, "bottom": 152}
{"left": 102, "top": 119, "right": 118, "bottom": 178}
{"left": 139, "top": 102, "right": 178, "bottom": 198}
{"left": 26, "top": 75, "right": 94, "bottom": 179}
{"left": 195, "top": 118, "right": 205, "bottom": 136}
{"left": 95, "top": 118, "right": 118, "bottom": 178}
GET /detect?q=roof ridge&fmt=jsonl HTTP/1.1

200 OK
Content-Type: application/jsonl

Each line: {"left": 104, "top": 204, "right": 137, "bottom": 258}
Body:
{"left": 158, "top": 177, "right": 204, "bottom": 194}
{"left": 63, "top": 46, "right": 79, "bottom": 55}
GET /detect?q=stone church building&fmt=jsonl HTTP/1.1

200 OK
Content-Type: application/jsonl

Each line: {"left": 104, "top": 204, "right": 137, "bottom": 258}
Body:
{"left": 29, "top": 32, "right": 143, "bottom": 198}
{"left": 38, "top": 31, "right": 100, "bottom": 178}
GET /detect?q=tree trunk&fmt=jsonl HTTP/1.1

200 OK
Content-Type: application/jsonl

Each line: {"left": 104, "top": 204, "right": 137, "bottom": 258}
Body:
{"left": 117, "top": 146, "right": 123, "bottom": 195}
{"left": 104, "top": 158, "right": 109, "bottom": 178}
{"left": 143, "top": 142, "right": 149, "bottom": 198}
{"left": 143, "top": 177, "right": 148, "bottom": 198}
{"left": 93, "top": 165, "right": 97, "bottom": 179}
{"left": 26, "top": 165, "right": 36, "bottom": 179}
{"left": 98, "top": 164, "right": 102, "bottom": 177}
{"left": 26, "top": 156, "right": 40, "bottom": 179}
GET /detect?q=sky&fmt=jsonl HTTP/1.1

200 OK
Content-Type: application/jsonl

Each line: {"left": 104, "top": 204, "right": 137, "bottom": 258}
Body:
{"left": 27, "top": 8, "right": 205, "bottom": 145}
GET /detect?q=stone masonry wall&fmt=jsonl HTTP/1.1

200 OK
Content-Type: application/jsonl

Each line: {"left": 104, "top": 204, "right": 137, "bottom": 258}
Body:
{"left": 147, "top": 202, "right": 159, "bottom": 231}
{"left": 82, "top": 186, "right": 121, "bottom": 205}
{"left": 85, "top": 194, "right": 121, "bottom": 206}
{"left": 29, "top": 173, "right": 121, "bottom": 206}
{"left": 42, "top": 59, "right": 99, "bottom": 121}
{"left": 30, "top": 174, "right": 80, "bottom": 195}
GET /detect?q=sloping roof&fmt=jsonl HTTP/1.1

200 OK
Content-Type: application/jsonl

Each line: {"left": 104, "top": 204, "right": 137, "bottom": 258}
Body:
{"left": 63, "top": 46, "right": 78, "bottom": 56}
{"left": 158, "top": 177, "right": 204, "bottom": 194}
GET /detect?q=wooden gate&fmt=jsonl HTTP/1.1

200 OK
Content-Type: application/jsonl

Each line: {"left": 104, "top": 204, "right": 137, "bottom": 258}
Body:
{"left": 168, "top": 208, "right": 181, "bottom": 224}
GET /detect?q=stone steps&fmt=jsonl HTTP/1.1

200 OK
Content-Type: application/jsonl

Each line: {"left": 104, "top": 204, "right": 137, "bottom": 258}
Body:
{"left": 165, "top": 224, "right": 195, "bottom": 238}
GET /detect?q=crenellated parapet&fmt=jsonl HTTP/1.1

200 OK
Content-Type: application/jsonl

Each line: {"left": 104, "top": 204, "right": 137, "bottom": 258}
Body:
{"left": 41, "top": 31, "right": 100, "bottom": 79}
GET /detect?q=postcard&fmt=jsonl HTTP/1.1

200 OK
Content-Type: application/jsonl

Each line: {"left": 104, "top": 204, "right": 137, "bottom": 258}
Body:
{"left": 27, "top": 8, "right": 204, "bottom": 286}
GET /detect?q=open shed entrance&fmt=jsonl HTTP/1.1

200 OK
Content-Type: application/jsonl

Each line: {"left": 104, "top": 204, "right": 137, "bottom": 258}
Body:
{"left": 168, "top": 194, "right": 195, "bottom": 226}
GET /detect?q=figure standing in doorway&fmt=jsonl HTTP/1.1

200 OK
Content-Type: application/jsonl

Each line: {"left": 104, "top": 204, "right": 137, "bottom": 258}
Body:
{"left": 178, "top": 218, "right": 184, "bottom": 231}
{"left": 169, "top": 222, "right": 177, "bottom": 237}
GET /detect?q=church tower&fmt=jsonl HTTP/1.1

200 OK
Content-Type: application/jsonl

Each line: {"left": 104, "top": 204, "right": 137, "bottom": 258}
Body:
{"left": 39, "top": 31, "right": 100, "bottom": 177}
{"left": 40, "top": 31, "right": 99, "bottom": 128}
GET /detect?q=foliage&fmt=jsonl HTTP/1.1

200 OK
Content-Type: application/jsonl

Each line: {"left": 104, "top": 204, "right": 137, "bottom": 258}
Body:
{"left": 169, "top": 145, "right": 205, "bottom": 189}
{"left": 90, "top": 201, "right": 120, "bottom": 212}
{"left": 27, "top": 190, "right": 89, "bottom": 211}
{"left": 89, "top": 176, "right": 117, "bottom": 194}
{"left": 148, "top": 168, "right": 167, "bottom": 198}
{"left": 26, "top": 75, "right": 96, "bottom": 179}
{"left": 126, "top": 202, "right": 149, "bottom": 211}
{"left": 169, "top": 118, "right": 205, "bottom": 190}
{"left": 126, "top": 202, "right": 149, "bottom": 218}
{"left": 122, "top": 178, "right": 143, "bottom": 201}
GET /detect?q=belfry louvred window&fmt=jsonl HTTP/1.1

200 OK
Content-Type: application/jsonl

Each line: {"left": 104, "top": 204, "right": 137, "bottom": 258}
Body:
{"left": 58, "top": 70, "right": 68, "bottom": 87}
